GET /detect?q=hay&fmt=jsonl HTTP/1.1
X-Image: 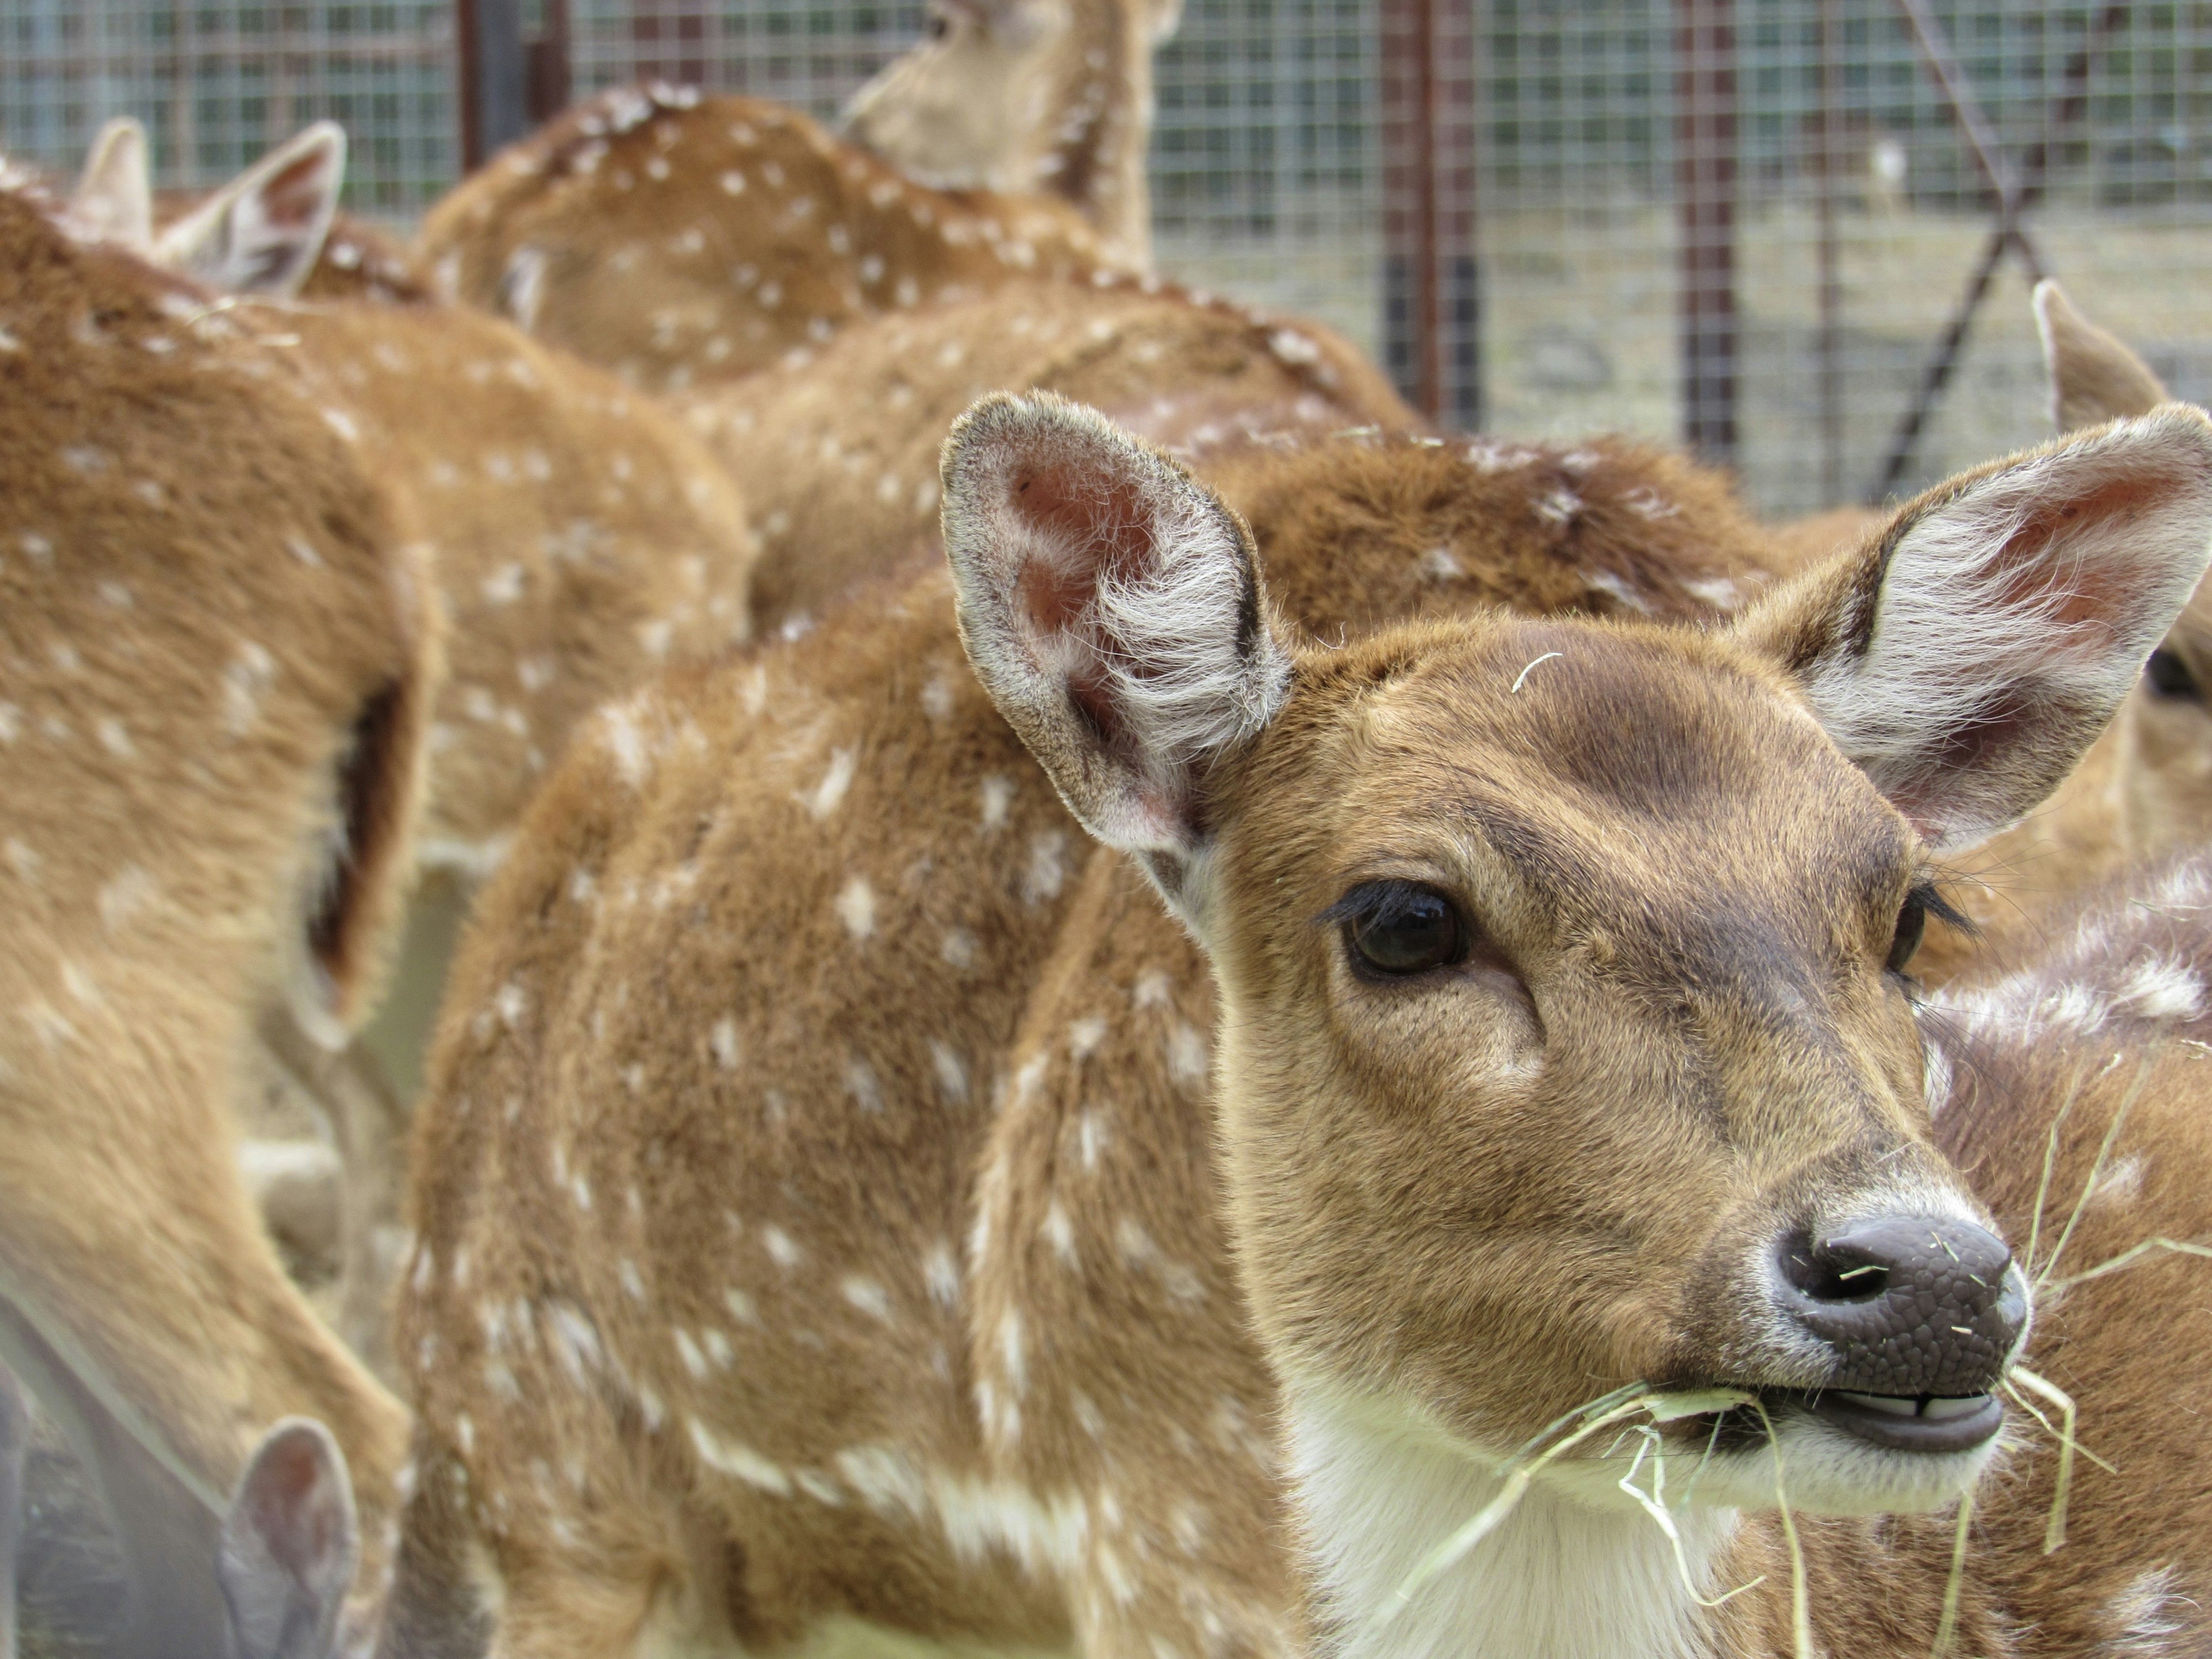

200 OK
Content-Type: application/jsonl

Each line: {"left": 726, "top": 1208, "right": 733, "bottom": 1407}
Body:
{"left": 1380, "top": 1382, "right": 1754, "bottom": 1624}
{"left": 1927, "top": 1483, "right": 1976, "bottom": 1658}
{"left": 1751, "top": 1397, "right": 1815, "bottom": 1659}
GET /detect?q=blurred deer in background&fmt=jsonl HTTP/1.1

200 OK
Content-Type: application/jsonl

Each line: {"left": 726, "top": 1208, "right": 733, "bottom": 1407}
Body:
{"left": 677, "top": 275, "right": 1421, "bottom": 629}
{"left": 415, "top": 83, "right": 1126, "bottom": 395}
{"left": 361, "top": 387, "right": 2212, "bottom": 1657}
{"left": 841, "top": 0, "right": 1184, "bottom": 267}
{"left": 54, "top": 120, "right": 762, "bottom": 1378}
{"left": 0, "top": 176, "right": 426, "bottom": 1658}
{"left": 1907, "top": 280, "right": 2212, "bottom": 983}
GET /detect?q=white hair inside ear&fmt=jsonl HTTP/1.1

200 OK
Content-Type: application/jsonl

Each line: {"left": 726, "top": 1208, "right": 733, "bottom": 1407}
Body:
{"left": 153, "top": 121, "right": 347, "bottom": 298}
{"left": 67, "top": 117, "right": 154, "bottom": 248}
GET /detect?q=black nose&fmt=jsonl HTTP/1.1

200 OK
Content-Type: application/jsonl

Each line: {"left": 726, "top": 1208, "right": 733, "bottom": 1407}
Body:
{"left": 1777, "top": 1214, "right": 2025, "bottom": 1396}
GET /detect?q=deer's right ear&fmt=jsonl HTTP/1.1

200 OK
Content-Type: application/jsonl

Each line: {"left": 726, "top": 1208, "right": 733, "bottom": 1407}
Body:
{"left": 941, "top": 394, "right": 1290, "bottom": 901}
{"left": 217, "top": 1419, "right": 358, "bottom": 1659}
{"left": 156, "top": 121, "right": 346, "bottom": 297}
{"left": 1734, "top": 406, "right": 2212, "bottom": 850}
{"left": 2036, "top": 280, "right": 2168, "bottom": 431}
{"left": 69, "top": 117, "right": 153, "bottom": 247}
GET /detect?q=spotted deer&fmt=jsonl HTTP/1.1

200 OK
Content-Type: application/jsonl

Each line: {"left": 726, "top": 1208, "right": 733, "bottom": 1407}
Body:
{"left": 677, "top": 278, "right": 1418, "bottom": 629}
{"left": 358, "top": 389, "right": 2212, "bottom": 1658}
{"left": 0, "top": 178, "right": 427, "bottom": 1655}
{"left": 415, "top": 82, "right": 1126, "bottom": 397}
{"left": 840, "top": 0, "right": 1183, "bottom": 267}
{"left": 1902, "top": 279, "right": 2212, "bottom": 984}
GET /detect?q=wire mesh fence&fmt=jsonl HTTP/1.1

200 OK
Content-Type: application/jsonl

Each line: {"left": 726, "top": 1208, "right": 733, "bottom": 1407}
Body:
{"left": 1, "top": 0, "right": 2207, "bottom": 516}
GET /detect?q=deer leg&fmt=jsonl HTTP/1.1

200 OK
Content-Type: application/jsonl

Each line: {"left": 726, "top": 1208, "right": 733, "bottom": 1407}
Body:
{"left": 258, "top": 1008, "right": 411, "bottom": 1382}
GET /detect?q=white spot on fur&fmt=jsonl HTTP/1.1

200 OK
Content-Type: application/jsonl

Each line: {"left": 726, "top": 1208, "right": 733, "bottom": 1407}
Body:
{"left": 712, "top": 1018, "right": 741, "bottom": 1070}
{"left": 836, "top": 876, "right": 877, "bottom": 940}
{"left": 842, "top": 1276, "right": 893, "bottom": 1323}
{"left": 805, "top": 748, "right": 857, "bottom": 818}
{"left": 763, "top": 1225, "right": 802, "bottom": 1268}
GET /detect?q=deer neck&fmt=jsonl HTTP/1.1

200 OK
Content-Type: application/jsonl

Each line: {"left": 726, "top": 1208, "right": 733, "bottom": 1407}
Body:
{"left": 1282, "top": 1377, "right": 1735, "bottom": 1659}
{"left": 1032, "top": 0, "right": 1154, "bottom": 265}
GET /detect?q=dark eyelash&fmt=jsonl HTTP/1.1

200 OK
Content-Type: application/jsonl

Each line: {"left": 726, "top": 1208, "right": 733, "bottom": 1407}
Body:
{"left": 1315, "top": 880, "right": 1440, "bottom": 931}
{"left": 1913, "top": 878, "right": 1976, "bottom": 939}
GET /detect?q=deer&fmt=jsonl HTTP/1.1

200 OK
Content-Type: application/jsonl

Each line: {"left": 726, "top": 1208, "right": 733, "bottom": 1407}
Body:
{"left": 839, "top": 0, "right": 1184, "bottom": 268}
{"left": 678, "top": 275, "right": 1421, "bottom": 630}
{"left": 51, "top": 116, "right": 765, "bottom": 1367}
{"left": 415, "top": 81, "right": 1130, "bottom": 396}
{"left": 353, "top": 382, "right": 2212, "bottom": 1657}
{"left": 0, "top": 175, "right": 438, "bottom": 1656}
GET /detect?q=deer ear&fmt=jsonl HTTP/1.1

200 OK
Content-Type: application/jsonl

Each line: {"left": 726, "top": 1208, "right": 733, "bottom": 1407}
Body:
{"left": 69, "top": 118, "right": 153, "bottom": 247}
{"left": 941, "top": 393, "right": 1290, "bottom": 906}
{"left": 156, "top": 122, "right": 346, "bottom": 297}
{"left": 2036, "top": 280, "right": 2169, "bottom": 431}
{"left": 217, "top": 1419, "right": 358, "bottom": 1659}
{"left": 1735, "top": 407, "right": 2212, "bottom": 850}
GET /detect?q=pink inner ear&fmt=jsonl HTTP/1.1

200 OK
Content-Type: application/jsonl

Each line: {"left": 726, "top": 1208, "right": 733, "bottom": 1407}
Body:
{"left": 1006, "top": 457, "right": 1160, "bottom": 636}
{"left": 245, "top": 1431, "right": 341, "bottom": 1578}
{"left": 260, "top": 152, "right": 334, "bottom": 230}
{"left": 1982, "top": 473, "right": 2167, "bottom": 630}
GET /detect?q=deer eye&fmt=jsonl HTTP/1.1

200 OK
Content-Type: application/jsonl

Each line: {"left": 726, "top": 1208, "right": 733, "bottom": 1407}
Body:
{"left": 927, "top": 9, "right": 953, "bottom": 37}
{"left": 1330, "top": 882, "right": 1468, "bottom": 978}
{"left": 1887, "top": 892, "right": 1927, "bottom": 974}
{"left": 2146, "top": 646, "right": 2201, "bottom": 701}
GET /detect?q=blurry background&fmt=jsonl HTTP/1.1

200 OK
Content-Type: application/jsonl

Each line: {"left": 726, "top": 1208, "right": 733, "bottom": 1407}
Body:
{"left": 2, "top": 0, "right": 2206, "bottom": 516}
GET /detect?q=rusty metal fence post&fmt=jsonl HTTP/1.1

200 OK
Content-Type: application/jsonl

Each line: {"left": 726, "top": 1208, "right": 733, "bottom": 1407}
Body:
{"left": 1382, "top": 0, "right": 1480, "bottom": 431}
{"left": 459, "top": 0, "right": 572, "bottom": 171}
{"left": 1675, "top": 0, "right": 1738, "bottom": 468}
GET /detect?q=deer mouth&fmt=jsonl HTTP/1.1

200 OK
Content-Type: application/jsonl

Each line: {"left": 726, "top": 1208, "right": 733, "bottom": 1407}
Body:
{"left": 1699, "top": 1387, "right": 2003, "bottom": 1455}
{"left": 1804, "top": 1388, "right": 2004, "bottom": 1453}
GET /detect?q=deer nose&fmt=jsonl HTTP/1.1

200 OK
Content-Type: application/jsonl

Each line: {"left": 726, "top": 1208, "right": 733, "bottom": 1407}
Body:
{"left": 1777, "top": 1214, "right": 2026, "bottom": 1396}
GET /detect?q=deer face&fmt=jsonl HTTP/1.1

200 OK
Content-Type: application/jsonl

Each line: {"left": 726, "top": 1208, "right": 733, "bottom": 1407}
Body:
{"left": 942, "top": 393, "right": 2212, "bottom": 1522}
{"left": 1207, "top": 617, "right": 2015, "bottom": 1515}
{"left": 841, "top": 0, "right": 1074, "bottom": 195}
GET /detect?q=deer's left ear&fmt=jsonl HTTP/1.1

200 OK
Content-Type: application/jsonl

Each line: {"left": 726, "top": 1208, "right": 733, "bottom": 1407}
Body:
{"left": 69, "top": 117, "right": 153, "bottom": 247}
{"left": 1734, "top": 406, "right": 2212, "bottom": 850}
{"left": 156, "top": 122, "right": 346, "bottom": 297}
{"left": 217, "top": 1419, "right": 358, "bottom": 1659}
{"left": 941, "top": 393, "right": 1290, "bottom": 916}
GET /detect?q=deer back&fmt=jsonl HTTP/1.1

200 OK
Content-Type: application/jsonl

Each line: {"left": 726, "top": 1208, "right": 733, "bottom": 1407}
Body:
{"left": 416, "top": 85, "right": 1123, "bottom": 396}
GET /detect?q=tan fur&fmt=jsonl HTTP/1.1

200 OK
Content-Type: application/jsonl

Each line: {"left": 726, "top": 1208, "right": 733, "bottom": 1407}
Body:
{"left": 842, "top": 0, "right": 1176, "bottom": 266}
{"left": 0, "top": 182, "right": 416, "bottom": 1649}
{"left": 378, "top": 402, "right": 2212, "bottom": 1658}
{"left": 679, "top": 281, "right": 1421, "bottom": 630}
{"left": 377, "top": 431, "right": 1829, "bottom": 1655}
{"left": 1914, "top": 287, "right": 2208, "bottom": 987}
{"left": 266, "top": 300, "right": 756, "bottom": 874}
{"left": 415, "top": 84, "right": 1125, "bottom": 395}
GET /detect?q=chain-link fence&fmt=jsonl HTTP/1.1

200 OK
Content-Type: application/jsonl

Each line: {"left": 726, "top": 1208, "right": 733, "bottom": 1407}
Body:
{"left": 3, "top": 0, "right": 2207, "bottom": 514}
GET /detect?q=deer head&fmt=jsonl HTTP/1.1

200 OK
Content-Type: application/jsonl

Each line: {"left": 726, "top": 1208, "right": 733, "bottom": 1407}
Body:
{"left": 2032, "top": 279, "right": 2212, "bottom": 874}
{"left": 841, "top": 0, "right": 1175, "bottom": 264}
{"left": 941, "top": 394, "right": 2212, "bottom": 1641}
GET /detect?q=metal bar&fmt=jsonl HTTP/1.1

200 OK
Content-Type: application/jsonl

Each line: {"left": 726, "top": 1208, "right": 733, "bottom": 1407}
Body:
{"left": 529, "top": 0, "right": 574, "bottom": 124}
{"left": 1815, "top": 0, "right": 1843, "bottom": 505}
{"left": 1873, "top": 3, "right": 2127, "bottom": 497}
{"left": 1675, "top": 0, "right": 1738, "bottom": 467}
{"left": 1379, "top": 0, "right": 1438, "bottom": 420}
{"left": 1434, "top": 0, "right": 1480, "bottom": 430}
{"left": 457, "top": 0, "right": 531, "bottom": 172}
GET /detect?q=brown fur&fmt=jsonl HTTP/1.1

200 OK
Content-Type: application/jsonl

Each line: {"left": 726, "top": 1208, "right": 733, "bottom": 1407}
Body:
{"left": 379, "top": 432, "right": 1817, "bottom": 1653}
{"left": 679, "top": 282, "right": 1422, "bottom": 630}
{"left": 1914, "top": 288, "right": 2210, "bottom": 987}
{"left": 415, "top": 85, "right": 1124, "bottom": 395}
{"left": 265, "top": 298, "right": 757, "bottom": 873}
{"left": 842, "top": 0, "right": 1177, "bottom": 266}
{"left": 0, "top": 182, "right": 416, "bottom": 1649}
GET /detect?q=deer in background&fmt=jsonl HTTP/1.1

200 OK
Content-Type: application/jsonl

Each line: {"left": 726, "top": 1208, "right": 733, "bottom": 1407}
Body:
{"left": 1900, "top": 279, "right": 2212, "bottom": 983}
{"left": 47, "top": 120, "right": 761, "bottom": 1373}
{"left": 840, "top": 0, "right": 1184, "bottom": 267}
{"left": 361, "top": 386, "right": 2212, "bottom": 1657}
{"left": 416, "top": 82, "right": 1126, "bottom": 395}
{"left": 678, "top": 274, "right": 1420, "bottom": 628}
{"left": 0, "top": 178, "right": 428, "bottom": 1657}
